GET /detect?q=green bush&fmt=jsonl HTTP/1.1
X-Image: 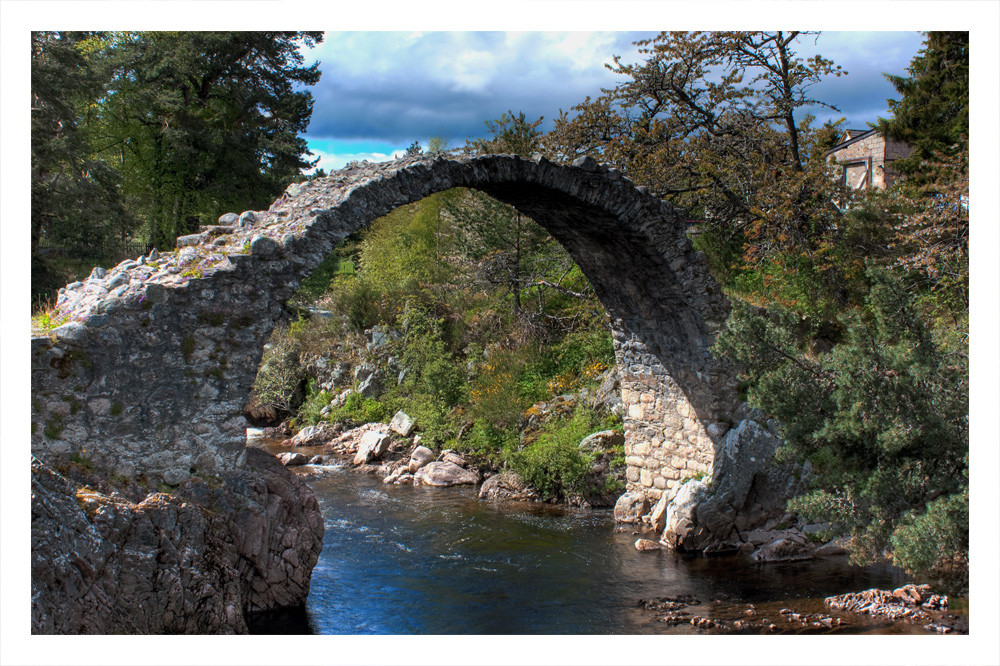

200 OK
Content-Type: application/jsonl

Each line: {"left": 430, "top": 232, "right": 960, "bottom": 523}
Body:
{"left": 504, "top": 404, "right": 606, "bottom": 500}
{"left": 507, "top": 434, "right": 591, "bottom": 501}
{"left": 469, "top": 348, "right": 526, "bottom": 429}
{"left": 890, "top": 486, "right": 969, "bottom": 593}
{"left": 716, "top": 266, "right": 968, "bottom": 573}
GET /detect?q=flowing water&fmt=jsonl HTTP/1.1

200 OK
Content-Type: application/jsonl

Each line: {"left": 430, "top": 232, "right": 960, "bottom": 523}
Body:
{"left": 248, "top": 442, "right": 938, "bottom": 635}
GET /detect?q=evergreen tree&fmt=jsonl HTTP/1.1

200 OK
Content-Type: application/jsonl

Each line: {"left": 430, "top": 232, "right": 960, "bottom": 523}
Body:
{"left": 876, "top": 31, "right": 969, "bottom": 179}
{"left": 31, "top": 31, "right": 133, "bottom": 303}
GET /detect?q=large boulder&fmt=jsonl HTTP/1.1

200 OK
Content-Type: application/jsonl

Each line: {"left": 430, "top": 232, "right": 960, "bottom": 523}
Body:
{"left": 353, "top": 431, "right": 391, "bottom": 465}
{"left": 613, "top": 491, "right": 649, "bottom": 523}
{"left": 414, "top": 461, "right": 478, "bottom": 487}
{"left": 407, "top": 445, "right": 435, "bottom": 474}
{"left": 389, "top": 410, "right": 416, "bottom": 437}
{"left": 750, "top": 530, "right": 813, "bottom": 563}
{"left": 276, "top": 452, "right": 309, "bottom": 467}
{"left": 591, "top": 369, "right": 623, "bottom": 415}
{"left": 578, "top": 430, "right": 624, "bottom": 453}
{"left": 478, "top": 472, "right": 541, "bottom": 502}
{"left": 289, "top": 423, "right": 339, "bottom": 447}
{"left": 660, "top": 478, "right": 711, "bottom": 550}
{"left": 658, "top": 418, "right": 807, "bottom": 553}
{"left": 648, "top": 492, "right": 670, "bottom": 533}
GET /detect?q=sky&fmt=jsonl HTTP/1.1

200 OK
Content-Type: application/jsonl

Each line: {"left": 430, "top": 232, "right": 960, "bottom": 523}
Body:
{"left": 300, "top": 31, "right": 927, "bottom": 172}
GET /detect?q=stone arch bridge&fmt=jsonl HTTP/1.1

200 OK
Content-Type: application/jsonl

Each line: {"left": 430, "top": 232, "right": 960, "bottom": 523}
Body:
{"left": 30, "top": 154, "right": 799, "bottom": 632}
{"left": 32, "top": 153, "right": 738, "bottom": 500}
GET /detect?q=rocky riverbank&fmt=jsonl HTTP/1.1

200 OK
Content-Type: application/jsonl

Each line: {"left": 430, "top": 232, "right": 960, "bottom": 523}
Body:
{"left": 31, "top": 448, "right": 323, "bottom": 634}
{"left": 634, "top": 583, "right": 966, "bottom": 635}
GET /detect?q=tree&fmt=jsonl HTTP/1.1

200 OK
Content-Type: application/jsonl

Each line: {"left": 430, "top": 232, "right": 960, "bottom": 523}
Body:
{"left": 31, "top": 31, "right": 133, "bottom": 303}
{"left": 714, "top": 267, "right": 968, "bottom": 590}
{"left": 456, "top": 111, "right": 591, "bottom": 326}
{"left": 875, "top": 32, "right": 969, "bottom": 307}
{"left": 876, "top": 32, "right": 969, "bottom": 180}
{"left": 88, "top": 31, "right": 323, "bottom": 248}
{"left": 546, "top": 32, "right": 852, "bottom": 310}
{"left": 464, "top": 110, "right": 544, "bottom": 157}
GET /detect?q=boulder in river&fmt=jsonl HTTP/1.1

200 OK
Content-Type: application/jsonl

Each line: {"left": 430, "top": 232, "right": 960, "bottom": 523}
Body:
{"left": 613, "top": 491, "right": 649, "bottom": 523}
{"left": 277, "top": 452, "right": 309, "bottom": 467}
{"left": 478, "top": 471, "right": 540, "bottom": 502}
{"left": 750, "top": 530, "right": 813, "bottom": 563}
{"left": 407, "top": 445, "right": 435, "bottom": 474}
{"left": 353, "top": 431, "right": 391, "bottom": 465}
{"left": 289, "top": 423, "right": 339, "bottom": 447}
{"left": 414, "top": 461, "right": 478, "bottom": 487}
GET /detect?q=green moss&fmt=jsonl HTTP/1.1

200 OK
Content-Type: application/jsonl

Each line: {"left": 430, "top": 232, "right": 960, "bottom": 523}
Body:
{"left": 110, "top": 402, "right": 123, "bottom": 416}
{"left": 43, "top": 415, "right": 64, "bottom": 439}
{"left": 181, "top": 266, "right": 204, "bottom": 279}
{"left": 198, "top": 311, "right": 226, "bottom": 327}
{"left": 181, "top": 334, "right": 196, "bottom": 362}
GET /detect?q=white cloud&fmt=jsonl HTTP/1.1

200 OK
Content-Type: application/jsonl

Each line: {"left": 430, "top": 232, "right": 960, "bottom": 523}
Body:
{"left": 308, "top": 148, "right": 407, "bottom": 174}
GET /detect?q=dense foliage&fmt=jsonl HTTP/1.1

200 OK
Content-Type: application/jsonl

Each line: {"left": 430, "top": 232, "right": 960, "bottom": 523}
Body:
{"left": 556, "top": 31, "right": 967, "bottom": 589}
{"left": 251, "top": 117, "right": 619, "bottom": 500}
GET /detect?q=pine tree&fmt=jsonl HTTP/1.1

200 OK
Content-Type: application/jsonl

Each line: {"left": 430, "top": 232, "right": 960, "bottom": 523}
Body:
{"left": 876, "top": 31, "right": 969, "bottom": 178}
{"left": 31, "top": 31, "right": 132, "bottom": 303}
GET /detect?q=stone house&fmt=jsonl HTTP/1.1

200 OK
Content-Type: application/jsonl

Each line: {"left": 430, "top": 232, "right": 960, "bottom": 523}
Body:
{"left": 826, "top": 128, "right": 912, "bottom": 190}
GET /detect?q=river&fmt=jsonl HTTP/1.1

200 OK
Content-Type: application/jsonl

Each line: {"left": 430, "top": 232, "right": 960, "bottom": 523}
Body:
{"left": 248, "top": 441, "right": 942, "bottom": 635}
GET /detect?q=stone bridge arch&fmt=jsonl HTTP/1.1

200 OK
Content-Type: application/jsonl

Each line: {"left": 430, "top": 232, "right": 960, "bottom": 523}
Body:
{"left": 31, "top": 153, "right": 742, "bottom": 503}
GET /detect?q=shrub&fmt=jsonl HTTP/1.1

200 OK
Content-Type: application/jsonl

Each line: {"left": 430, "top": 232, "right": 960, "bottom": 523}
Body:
{"left": 250, "top": 324, "right": 303, "bottom": 414}
{"left": 468, "top": 348, "right": 525, "bottom": 429}
{"left": 507, "top": 434, "right": 591, "bottom": 501}
{"left": 504, "top": 404, "right": 604, "bottom": 500}
{"left": 716, "top": 267, "right": 968, "bottom": 573}
{"left": 890, "top": 486, "right": 969, "bottom": 593}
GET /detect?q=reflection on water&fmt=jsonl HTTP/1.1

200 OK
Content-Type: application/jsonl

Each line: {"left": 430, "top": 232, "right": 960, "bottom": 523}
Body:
{"left": 247, "top": 446, "right": 914, "bottom": 635}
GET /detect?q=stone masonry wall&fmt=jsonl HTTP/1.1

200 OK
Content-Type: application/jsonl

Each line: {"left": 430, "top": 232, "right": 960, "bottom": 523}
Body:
{"left": 829, "top": 132, "right": 913, "bottom": 190}
{"left": 31, "top": 153, "right": 741, "bottom": 503}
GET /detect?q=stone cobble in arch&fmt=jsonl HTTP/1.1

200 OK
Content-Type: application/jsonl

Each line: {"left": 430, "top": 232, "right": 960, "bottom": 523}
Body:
{"left": 31, "top": 153, "right": 741, "bottom": 500}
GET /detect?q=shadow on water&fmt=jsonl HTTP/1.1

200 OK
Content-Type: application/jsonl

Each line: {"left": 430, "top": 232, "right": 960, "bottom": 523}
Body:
{"left": 247, "top": 448, "right": 924, "bottom": 636}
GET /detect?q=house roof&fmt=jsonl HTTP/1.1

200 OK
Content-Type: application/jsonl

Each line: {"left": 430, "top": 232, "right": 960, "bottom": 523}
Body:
{"left": 827, "top": 128, "right": 878, "bottom": 156}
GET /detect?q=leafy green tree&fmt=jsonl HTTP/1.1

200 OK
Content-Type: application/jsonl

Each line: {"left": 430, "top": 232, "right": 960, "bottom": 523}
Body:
{"left": 89, "top": 31, "right": 323, "bottom": 248}
{"left": 547, "top": 32, "right": 860, "bottom": 317}
{"left": 456, "top": 111, "right": 594, "bottom": 325}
